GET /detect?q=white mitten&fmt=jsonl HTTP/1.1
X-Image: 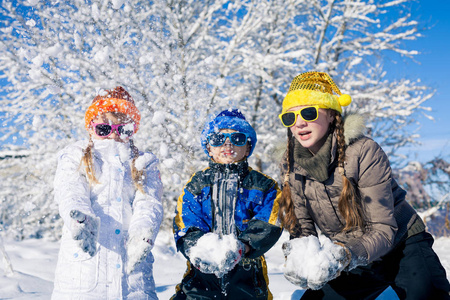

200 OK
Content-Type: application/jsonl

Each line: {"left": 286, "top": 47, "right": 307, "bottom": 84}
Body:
{"left": 329, "top": 242, "right": 352, "bottom": 279}
{"left": 282, "top": 240, "right": 308, "bottom": 288}
{"left": 69, "top": 210, "right": 100, "bottom": 257}
{"left": 189, "top": 233, "right": 245, "bottom": 278}
{"left": 126, "top": 230, "right": 153, "bottom": 274}
{"left": 307, "top": 242, "right": 351, "bottom": 290}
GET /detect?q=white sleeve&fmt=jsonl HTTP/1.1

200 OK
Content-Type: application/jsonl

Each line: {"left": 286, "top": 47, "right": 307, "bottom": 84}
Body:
{"left": 128, "top": 152, "right": 164, "bottom": 244}
{"left": 53, "top": 144, "right": 94, "bottom": 226}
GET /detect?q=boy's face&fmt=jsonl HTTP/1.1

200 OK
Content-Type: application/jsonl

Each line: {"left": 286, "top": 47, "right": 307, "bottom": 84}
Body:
{"left": 207, "top": 129, "right": 250, "bottom": 164}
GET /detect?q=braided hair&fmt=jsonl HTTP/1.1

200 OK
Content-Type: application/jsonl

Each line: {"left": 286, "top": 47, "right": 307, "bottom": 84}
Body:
{"left": 334, "top": 113, "right": 365, "bottom": 231}
{"left": 129, "top": 139, "right": 145, "bottom": 193}
{"left": 278, "top": 130, "right": 301, "bottom": 236}
{"left": 81, "top": 136, "right": 99, "bottom": 185}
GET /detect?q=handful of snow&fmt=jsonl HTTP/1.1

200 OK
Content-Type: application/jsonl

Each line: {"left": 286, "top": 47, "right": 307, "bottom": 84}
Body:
{"left": 188, "top": 233, "right": 244, "bottom": 278}
{"left": 283, "top": 235, "right": 350, "bottom": 290}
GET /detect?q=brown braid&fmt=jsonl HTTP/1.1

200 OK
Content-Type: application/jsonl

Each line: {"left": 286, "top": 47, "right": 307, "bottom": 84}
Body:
{"left": 335, "top": 113, "right": 366, "bottom": 231}
{"left": 81, "top": 137, "right": 100, "bottom": 185}
{"left": 278, "top": 130, "right": 302, "bottom": 236}
{"left": 129, "top": 139, "right": 145, "bottom": 194}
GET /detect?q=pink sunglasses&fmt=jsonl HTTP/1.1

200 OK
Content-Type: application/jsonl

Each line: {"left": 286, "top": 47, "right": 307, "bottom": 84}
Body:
{"left": 91, "top": 122, "right": 136, "bottom": 138}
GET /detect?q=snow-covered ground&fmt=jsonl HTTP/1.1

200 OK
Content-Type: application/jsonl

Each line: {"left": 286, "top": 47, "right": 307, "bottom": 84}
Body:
{"left": 1, "top": 231, "right": 449, "bottom": 299}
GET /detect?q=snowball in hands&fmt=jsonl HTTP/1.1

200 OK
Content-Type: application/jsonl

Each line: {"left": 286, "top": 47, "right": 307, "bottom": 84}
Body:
{"left": 188, "top": 233, "right": 245, "bottom": 278}
{"left": 283, "top": 235, "right": 350, "bottom": 290}
{"left": 69, "top": 210, "right": 100, "bottom": 257}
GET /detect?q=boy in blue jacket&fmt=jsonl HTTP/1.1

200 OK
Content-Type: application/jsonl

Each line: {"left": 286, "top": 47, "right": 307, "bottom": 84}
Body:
{"left": 172, "top": 109, "right": 282, "bottom": 299}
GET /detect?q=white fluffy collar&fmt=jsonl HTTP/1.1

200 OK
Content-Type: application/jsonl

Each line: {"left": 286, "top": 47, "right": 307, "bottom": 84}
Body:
{"left": 343, "top": 114, "right": 366, "bottom": 145}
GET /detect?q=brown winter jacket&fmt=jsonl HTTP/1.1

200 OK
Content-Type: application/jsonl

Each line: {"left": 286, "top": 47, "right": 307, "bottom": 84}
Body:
{"left": 283, "top": 115, "right": 425, "bottom": 265}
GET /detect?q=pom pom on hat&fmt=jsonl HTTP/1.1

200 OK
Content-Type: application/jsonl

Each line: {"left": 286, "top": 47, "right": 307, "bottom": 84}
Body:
{"left": 281, "top": 72, "right": 352, "bottom": 114}
{"left": 85, "top": 86, "right": 141, "bottom": 132}
{"left": 201, "top": 108, "right": 257, "bottom": 159}
{"left": 339, "top": 94, "right": 352, "bottom": 107}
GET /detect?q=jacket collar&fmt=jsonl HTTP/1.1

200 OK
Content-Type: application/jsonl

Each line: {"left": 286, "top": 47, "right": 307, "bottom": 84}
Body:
{"left": 208, "top": 159, "right": 249, "bottom": 177}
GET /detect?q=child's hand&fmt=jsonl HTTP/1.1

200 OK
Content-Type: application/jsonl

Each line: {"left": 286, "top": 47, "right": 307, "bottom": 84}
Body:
{"left": 283, "top": 236, "right": 351, "bottom": 290}
{"left": 69, "top": 210, "right": 100, "bottom": 257}
{"left": 306, "top": 242, "right": 351, "bottom": 289}
{"left": 188, "top": 233, "right": 245, "bottom": 278}
{"left": 126, "top": 230, "right": 153, "bottom": 274}
{"left": 192, "top": 242, "right": 244, "bottom": 276}
{"left": 222, "top": 240, "right": 245, "bottom": 271}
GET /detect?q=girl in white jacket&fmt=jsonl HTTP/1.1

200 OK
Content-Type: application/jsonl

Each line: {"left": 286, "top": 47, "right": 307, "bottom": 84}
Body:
{"left": 52, "top": 86, "right": 163, "bottom": 300}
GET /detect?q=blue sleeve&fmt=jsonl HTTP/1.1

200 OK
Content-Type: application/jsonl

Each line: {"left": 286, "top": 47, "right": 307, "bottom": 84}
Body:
{"left": 173, "top": 185, "right": 211, "bottom": 243}
{"left": 239, "top": 182, "right": 282, "bottom": 258}
{"left": 250, "top": 183, "right": 281, "bottom": 226}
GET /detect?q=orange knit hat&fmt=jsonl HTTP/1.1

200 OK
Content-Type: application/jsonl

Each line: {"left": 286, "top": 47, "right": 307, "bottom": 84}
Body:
{"left": 84, "top": 86, "right": 141, "bottom": 132}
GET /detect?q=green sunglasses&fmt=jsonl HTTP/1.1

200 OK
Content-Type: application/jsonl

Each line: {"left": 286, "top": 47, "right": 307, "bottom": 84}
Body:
{"left": 278, "top": 105, "right": 319, "bottom": 127}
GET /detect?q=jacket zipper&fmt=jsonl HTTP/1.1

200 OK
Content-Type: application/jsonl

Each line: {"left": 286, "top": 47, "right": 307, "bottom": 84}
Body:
{"left": 323, "top": 184, "right": 344, "bottom": 227}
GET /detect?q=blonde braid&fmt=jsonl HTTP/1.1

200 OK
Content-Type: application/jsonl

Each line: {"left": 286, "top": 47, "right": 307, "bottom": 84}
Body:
{"left": 335, "top": 114, "right": 365, "bottom": 231}
{"left": 129, "top": 139, "right": 145, "bottom": 194}
{"left": 81, "top": 137, "right": 100, "bottom": 185}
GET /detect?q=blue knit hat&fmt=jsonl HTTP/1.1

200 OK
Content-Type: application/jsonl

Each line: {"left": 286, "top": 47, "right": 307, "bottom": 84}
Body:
{"left": 201, "top": 109, "right": 257, "bottom": 158}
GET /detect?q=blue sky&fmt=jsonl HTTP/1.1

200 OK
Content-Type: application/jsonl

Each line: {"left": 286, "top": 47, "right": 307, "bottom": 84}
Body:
{"left": 393, "top": 0, "right": 450, "bottom": 162}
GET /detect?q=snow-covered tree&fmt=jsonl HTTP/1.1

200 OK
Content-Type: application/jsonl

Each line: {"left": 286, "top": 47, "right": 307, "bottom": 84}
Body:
{"left": 293, "top": 0, "right": 434, "bottom": 161}
{"left": 0, "top": 0, "right": 432, "bottom": 238}
{"left": 394, "top": 158, "right": 450, "bottom": 237}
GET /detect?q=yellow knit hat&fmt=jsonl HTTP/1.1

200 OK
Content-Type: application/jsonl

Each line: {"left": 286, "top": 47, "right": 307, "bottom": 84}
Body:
{"left": 281, "top": 71, "right": 351, "bottom": 114}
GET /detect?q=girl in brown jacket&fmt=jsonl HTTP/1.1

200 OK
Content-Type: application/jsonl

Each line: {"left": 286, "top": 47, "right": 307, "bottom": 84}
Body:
{"left": 278, "top": 71, "right": 450, "bottom": 299}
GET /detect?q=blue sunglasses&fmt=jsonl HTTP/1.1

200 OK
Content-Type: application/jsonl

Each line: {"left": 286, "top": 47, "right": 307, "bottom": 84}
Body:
{"left": 207, "top": 132, "right": 249, "bottom": 147}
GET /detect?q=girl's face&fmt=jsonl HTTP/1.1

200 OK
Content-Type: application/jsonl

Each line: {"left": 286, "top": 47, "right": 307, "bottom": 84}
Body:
{"left": 207, "top": 129, "right": 250, "bottom": 164}
{"left": 289, "top": 106, "right": 335, "bottom": 154}
{"left": 88, "top": 112, "right": 134, "bottom": 143}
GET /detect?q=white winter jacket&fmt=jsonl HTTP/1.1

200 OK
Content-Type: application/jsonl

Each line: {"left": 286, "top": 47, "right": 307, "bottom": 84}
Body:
{"left": 52, "top": 139, "right": 163, "bottom": 300}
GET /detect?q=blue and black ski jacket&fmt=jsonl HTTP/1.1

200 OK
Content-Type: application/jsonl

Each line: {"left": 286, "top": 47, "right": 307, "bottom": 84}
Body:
{"left": 173, "top": 159, "right": 282, "bottom": 259}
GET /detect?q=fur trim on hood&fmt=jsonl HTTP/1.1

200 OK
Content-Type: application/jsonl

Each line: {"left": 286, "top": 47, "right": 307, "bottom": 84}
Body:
{"left": 343, "top": 114, "right": 366, "bottom": 145}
